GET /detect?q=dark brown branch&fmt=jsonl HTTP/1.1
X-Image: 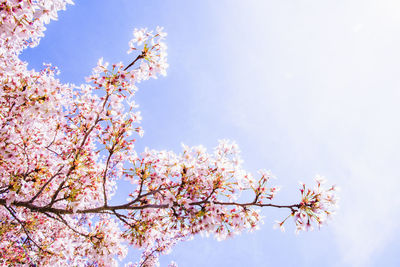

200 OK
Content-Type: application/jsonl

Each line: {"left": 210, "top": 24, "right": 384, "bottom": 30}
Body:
{"left": 124, "top": 53, "right": 145, "bottom": 71}
{"left": 139, "top": 247, "right": 161, "bottom": 267}
{"left": 0, "top": 187, "right": 9, "bottom": 194}
{"left": 1, "top": 197, "right": 300, "bottom": 216}
{"left": 1, "top": 199, "right": 169, "bottom": 215}
{"left": 102, "top": 150, "right": 114, "bottom": 206}
{"left": 113, "top": 210, "right": 136, "bottom": 229}
{"left": 125, "top": 184, "right": 179, "bottom": 207}
{"left": 42, "top": 212, "right": 88, "bottom": 238}
{"left": 29, "top": 166, "right": 64, "bottom": 204}
{"left": 190, "top": 200, "right": 301, "bottom": 211}
{"left": 49, "top": 93, "right": 111, "bottom": 207}
{"left": 5, "top": 206, "right": 49, "bottom": 254}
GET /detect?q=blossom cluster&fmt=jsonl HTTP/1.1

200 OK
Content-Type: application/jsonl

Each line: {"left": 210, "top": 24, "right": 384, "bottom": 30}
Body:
{"left": 274, "top": 176, "right": 338, "bottom": 233}
{"left": 293, "top": 177, "right": 338, "bottom": 232}
{"left": 0, "top": 1, "right": 338, "bottom": 266}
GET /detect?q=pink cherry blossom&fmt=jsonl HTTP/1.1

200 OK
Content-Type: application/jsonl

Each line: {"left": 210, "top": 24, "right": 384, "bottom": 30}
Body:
{"left": 0, "top": 1, "right": 338, "bottom": 266}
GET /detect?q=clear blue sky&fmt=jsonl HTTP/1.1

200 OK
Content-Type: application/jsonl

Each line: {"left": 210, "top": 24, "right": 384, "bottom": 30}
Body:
{"left": 22, "top": 1, "right": 400, "bottom": 266}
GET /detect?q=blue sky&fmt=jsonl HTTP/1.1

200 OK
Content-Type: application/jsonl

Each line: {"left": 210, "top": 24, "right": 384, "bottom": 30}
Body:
{"left": 21, "top": 1, "right": 400, "bottom": 266}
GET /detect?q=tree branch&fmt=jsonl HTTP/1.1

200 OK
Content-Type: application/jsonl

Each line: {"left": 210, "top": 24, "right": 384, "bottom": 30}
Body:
{"left": 1, "top": 197, "right": 301, "bottom": 216}
{"left": 5, "top": 206, "right": 50, "bottom": 254}
{"left": 124, "top": 53, "right": 145, "bottom": 71}
{"left": 29, "top": 166, "right": 64, "bottom": 204}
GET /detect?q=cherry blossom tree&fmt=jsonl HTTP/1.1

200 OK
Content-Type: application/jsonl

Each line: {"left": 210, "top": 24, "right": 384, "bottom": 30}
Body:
{"left": 0, "top": 1, "right": 338, "bottom": 266}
